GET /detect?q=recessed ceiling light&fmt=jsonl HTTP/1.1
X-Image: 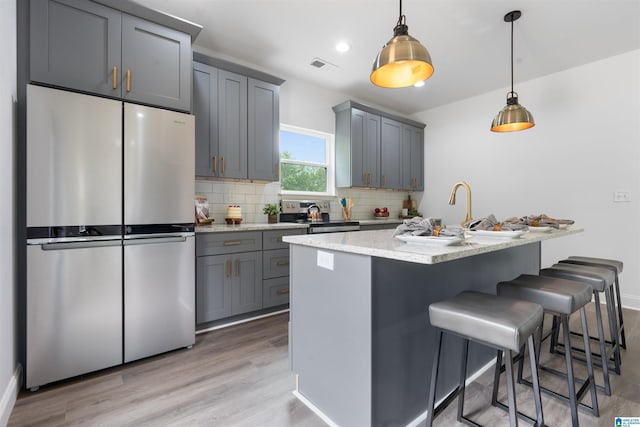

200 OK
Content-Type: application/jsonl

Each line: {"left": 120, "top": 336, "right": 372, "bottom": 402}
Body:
{"left": 414, "top": 80, "right": 425, "bottom": 88}
{"left": 336, "top": 41, "right": 351, "bottom": 53}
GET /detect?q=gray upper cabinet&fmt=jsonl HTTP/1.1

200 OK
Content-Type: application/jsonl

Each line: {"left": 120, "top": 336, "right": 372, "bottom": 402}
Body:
{"left": 335, "top": 107, "right": 380, "bottom": 188}
{"left": 334, "top": 100, "right": 424, "bottom": 191}
{"left": 30, "top": 0, "right": 192, "bottom": 112}
{"left": 193, "top": 54, "right": 284, "bottom": 181}
{"left": 30, "top": 0, "right": 122, "bottom": 98}
{"left": 218, "top": 69, "right": 248, "bottom": 179}
{"left": 408, "top": 125, "right": 424, "bottom": 191}
{"left": 121, "top": 15, "right": 191, "bottom": 112}
{"left": 380, "top": 117, "right": 402, "bottom": 190}
{"left": 248, "top": 78, "right": 280, "bottom": 181}
{"left": 193, "top": 62, "right": 218, "bottom": 176}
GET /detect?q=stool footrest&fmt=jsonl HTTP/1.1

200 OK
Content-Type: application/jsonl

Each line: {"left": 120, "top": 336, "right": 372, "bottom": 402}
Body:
{"left": 519, "top": 377, "right": 598, "bottom": 416}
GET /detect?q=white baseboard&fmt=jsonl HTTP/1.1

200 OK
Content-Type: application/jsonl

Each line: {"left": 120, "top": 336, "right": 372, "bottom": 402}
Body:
{"left": 621, "top": 293, "right": 640, "bottom": 311}
{"left": 0, "top": 364, "right": 22, "bottom": 427}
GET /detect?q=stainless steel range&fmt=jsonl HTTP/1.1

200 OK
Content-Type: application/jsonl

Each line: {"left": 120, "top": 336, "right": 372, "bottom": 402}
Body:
{"left": 280, "top": 200, "right": 360, "bottom": 233}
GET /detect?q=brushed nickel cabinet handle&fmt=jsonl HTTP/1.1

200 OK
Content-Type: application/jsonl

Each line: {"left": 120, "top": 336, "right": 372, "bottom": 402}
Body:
{"left": 221, "top": 157, "right": 225, "bottom": 174}
{"left": 112, "top": 66, "right": 117, "bottom": 89}
{"left": 223, "top": 241, "right": 241, "bottom": 246}
{"left": 383, "top": 175, "right": 387, "bottom": 186}
{"left": 276, "top": 260, "right": 289, "bottom": 266}
{"left": 276, "top": 289, "right": 290, "bottom": 295}
{"left": 213, "top": 156, "right": 217, "bottom": 174}
{"left": 126, "top": 69, "right": 131, "bottom": 92}
{"left": 226, "top": 259, "right": 231, "bottom": 278}
{"left": 235, "top": 259, "right": 239, "bottom": 277}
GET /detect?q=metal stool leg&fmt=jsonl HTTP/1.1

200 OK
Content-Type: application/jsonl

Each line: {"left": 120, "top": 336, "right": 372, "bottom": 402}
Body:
{"left": 579, "top": 307, "right": 599, "bottom": 417}
{"left": 613, "top": 275, "right": 627, "bottom": 349}
{"left": 426, "top": 331, "right": 443, "bottom": 427}
{"left": 604, "top": 287, "right": 622, "bottom": 373}
{"left": 561, "top": 315, "right": 580, "bottom": 427}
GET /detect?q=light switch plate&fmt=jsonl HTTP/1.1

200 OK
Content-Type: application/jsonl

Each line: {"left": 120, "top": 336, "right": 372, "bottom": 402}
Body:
{"left": 613, "top": 190, "right": 631, "bottom": 203}
{"left": 317, "top": 250, "right": 334, "bottom": 270}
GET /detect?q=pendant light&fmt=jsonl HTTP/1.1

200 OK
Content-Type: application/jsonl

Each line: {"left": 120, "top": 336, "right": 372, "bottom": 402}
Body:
{"left": 491, "top": 10, "right": 535, "bottom": 132}
{"left": 370, "top": 0, "right": 433, "bottom": 88}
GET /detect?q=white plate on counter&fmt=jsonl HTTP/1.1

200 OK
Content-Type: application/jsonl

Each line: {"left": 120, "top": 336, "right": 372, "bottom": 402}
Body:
{"left": 468, "top": 230, "right": 526, "bottom": 239}
{"left": 395, "top": 235, "right": 463, "bottom": 246}
{"left": 528, "top": 226, "right": 553, "bottom": 232}
{"left": 558, "top": 223, "right": 572, "bottom": 229}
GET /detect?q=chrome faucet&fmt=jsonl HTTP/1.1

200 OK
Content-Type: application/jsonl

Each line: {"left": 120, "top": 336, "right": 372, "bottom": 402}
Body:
{"left": 449, "top": 181, "right": 472, "bottom": 226}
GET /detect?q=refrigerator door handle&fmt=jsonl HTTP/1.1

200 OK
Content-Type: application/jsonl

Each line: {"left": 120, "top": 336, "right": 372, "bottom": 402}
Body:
{"left": 40, "top": 240, "right": 122, "bottom": 251}
{"left": 123, "top": 236, "right": 187, "bottom": 246}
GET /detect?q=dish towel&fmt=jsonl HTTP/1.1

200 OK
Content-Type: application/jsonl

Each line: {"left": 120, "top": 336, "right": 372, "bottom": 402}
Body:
{"left": 468, "top": 214, "right": 529, "bottom": 231}
{"left": 393, "top": 217, "right": 464, "bottom": 237}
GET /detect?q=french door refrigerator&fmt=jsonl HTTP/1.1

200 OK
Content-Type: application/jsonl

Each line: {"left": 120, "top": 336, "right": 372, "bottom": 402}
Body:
{"left": 26, "top": 84, "right": 195, "bottom": 390}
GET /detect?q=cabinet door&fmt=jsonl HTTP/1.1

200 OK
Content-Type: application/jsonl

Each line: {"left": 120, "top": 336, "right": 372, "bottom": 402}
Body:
{"left": 364, "top": 112, "right": 381, "bottom": 188}
{"left": 193, "top": 62, "right": 218, "bottom": 177}
{"left": 248, "top": 78, "right": 280, "bottom": 181}
{"left": 349, "top": 109, "right": 366, "bottom": 187}
{"left": 30, "top": 0, "right": 122, "bottom": 97}
{"left": 121, "top": 14, "right": 191, "bottom": 112}
{"left": 409, "top": 127, "right": 424, "bottom": 191}
{"left": 218, "top": 70, "right": 248, "bottom": 179}
{"left": 380, "top": 118, "right": 402, "bottom": 189}
{"left": 196, "top": 254, "right": 232, "bottom": 323}
{"left": 231, "top": 252, "right": 263, "bottom": 315}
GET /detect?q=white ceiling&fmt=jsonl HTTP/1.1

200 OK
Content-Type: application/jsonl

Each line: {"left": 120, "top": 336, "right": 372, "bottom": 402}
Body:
{"left": 135, "top": 0, "right": 640, "bottom": 115}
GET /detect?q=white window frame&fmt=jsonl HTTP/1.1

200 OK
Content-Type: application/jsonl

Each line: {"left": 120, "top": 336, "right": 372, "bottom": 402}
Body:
{"left": 279, "top": 124, "right": 335, "bottom": 197}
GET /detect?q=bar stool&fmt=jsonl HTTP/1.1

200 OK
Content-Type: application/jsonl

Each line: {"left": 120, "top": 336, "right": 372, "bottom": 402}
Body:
{"left": 559, "top": 256, "right": 626, "bottom": 349}
{"left": 497, "top": 275, "right": 599, "bottom": 427}
{"left": 541, "top": 263, "right": 621, "bottom": 393}
{"left": 427, "top": 291, "right": 545, "bottom": 427}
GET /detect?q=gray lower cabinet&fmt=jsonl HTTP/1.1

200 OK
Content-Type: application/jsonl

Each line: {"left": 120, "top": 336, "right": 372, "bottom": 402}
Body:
{"left": 196, "top": 228, "right": 304, "bottom": 326}
{"left": 30, "top": 0, "right": 191, "bottom": 112}
{"left": 196, "top": 251, "right": 262, "bottom": 324}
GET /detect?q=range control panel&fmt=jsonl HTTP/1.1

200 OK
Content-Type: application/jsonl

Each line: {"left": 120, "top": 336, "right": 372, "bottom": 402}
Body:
{"left": 280, "top": 200, "right": 331, "bottom": 214}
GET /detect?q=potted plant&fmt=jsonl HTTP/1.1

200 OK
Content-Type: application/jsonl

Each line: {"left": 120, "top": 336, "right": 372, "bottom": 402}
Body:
{"left": 263, "top": 203, "right": 280, "bottom": 223}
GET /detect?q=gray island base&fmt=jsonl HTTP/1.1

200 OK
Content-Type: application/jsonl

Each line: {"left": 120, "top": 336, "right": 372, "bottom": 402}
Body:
{"left": 284, "top": 227, "right": 582, "bottom": 426}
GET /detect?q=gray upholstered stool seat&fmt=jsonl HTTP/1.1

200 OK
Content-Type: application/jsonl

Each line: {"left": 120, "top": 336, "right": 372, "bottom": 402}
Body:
{"left": 560, "top": 256, "right": 626, "bottom": 350}
{"left": 541, "top": 263, "right": 621, "bottom": 395}
{"left": 497, "top": 275, "right": 599, "bottom": 427}
{"left": 427, "top": 291, "right": 545, "bottom": 427}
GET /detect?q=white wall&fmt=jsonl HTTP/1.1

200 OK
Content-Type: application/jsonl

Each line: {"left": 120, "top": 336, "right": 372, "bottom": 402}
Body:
{"left": 416, "top": 50, "right": 640, "bottom": 309}
{"left": 0, "top": 0, "right": 18, "bottom": 424}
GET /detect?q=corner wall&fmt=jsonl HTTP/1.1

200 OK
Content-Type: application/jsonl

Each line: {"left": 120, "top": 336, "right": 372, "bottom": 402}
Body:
{"left": 0, "top": 0, "right": 19, "bottom": 425}
{"left": 416, "top": 50, "right": 640, "bottom": 309}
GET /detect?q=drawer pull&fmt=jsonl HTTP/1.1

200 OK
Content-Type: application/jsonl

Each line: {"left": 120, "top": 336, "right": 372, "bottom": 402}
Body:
{"left": 223, "top": 241, "right": 242, "bottom": 246}
{"left": 276, "top": 261, "right": 289, "bottom": 266}
{"left": 276, "top": 289, "right": 290, "bottom": 295}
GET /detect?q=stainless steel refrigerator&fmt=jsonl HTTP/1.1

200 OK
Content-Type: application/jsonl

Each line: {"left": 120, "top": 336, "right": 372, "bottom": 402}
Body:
{"left": 26, "top": 84, "right": 195, "bottom": 390}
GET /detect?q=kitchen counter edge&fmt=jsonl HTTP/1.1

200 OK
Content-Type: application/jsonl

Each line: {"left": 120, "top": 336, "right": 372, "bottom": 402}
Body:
{"left": 196, "top": 222, "right": 309, "bottom": 233}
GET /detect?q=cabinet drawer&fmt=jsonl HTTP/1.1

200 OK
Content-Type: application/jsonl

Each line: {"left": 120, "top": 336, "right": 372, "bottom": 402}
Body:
{"left": 263, "top": 276, "right": 289, "bottom": 308}
{"left": 263, "top": 248, "right": 290, "bottom": 279}
{"left": 263, "top": 228, "right": 306, "bottom": 250}
{"left": 196, "top": 231, "right": 262, "bottom": 256}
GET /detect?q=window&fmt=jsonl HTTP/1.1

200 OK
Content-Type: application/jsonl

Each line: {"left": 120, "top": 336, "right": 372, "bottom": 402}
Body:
{"left": 279, "top": 124, "right": 335, "bottom": 196}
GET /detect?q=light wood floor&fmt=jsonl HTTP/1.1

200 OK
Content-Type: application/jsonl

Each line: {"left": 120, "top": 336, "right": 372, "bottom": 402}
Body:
{"left": 8, "top": 307, "right": 639, "bottom": 427}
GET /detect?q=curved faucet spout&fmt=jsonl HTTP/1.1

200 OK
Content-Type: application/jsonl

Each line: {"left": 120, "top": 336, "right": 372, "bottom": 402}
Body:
{"left": 449, "top": 181, "right": 472, "bottom": 226}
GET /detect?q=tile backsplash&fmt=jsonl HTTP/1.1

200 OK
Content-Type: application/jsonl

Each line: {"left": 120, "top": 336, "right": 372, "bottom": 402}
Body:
{"left": 195, "top": 179, "right": 422, "bottom": 223}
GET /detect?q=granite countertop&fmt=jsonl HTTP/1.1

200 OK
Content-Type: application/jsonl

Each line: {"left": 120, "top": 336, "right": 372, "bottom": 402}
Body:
{"left": 196, "top": 222, "right": 309, "bottom": 233}
{"left": 283, "top": 227, "right": 583, "bottom": 265}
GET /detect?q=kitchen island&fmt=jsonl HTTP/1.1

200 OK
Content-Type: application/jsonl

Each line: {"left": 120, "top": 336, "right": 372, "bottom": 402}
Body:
{"left": 283, "top": 227, "right": 582, "bottom": 427}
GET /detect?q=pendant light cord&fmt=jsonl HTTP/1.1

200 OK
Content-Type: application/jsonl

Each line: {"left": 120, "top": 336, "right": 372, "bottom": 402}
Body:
{"left": 510, "top": 18, "right": 515, "bottom": 95}
{"left": 397, "top": 0, "right": 405, "bottom": 27}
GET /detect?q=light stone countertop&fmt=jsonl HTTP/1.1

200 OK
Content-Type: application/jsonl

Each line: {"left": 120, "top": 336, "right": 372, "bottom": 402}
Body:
{"left": 195, "top": 222, "right": 309, "bottom": 233}
{"left": 283, "top": 226, "right": 583, "bottom": 264}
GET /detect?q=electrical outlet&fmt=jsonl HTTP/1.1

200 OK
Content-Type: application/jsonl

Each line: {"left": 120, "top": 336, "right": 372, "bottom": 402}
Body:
{"left": 613, "top": 190, "right": 631, "bottom": 203}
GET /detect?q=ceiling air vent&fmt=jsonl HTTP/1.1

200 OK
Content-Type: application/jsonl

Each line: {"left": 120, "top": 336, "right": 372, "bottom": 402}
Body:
{"left": 310, "top": 58, "right": 327, "bottom": 68}
{"left": 309, "top": 57, "right": 337, "bottom": 69}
